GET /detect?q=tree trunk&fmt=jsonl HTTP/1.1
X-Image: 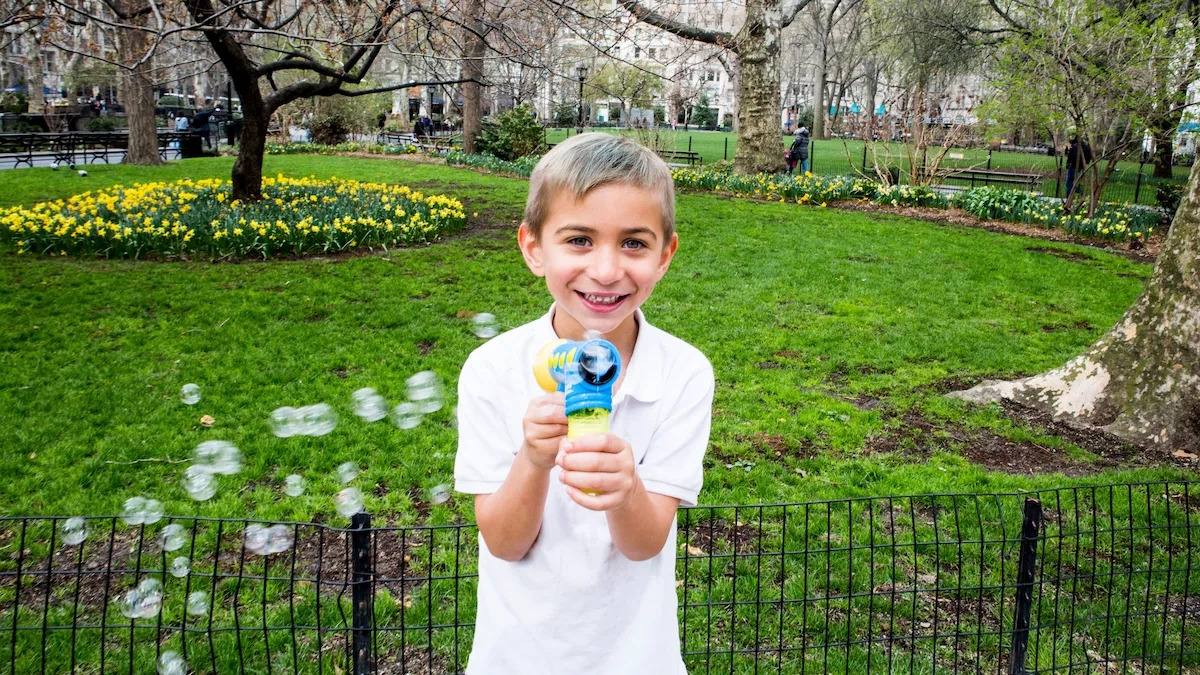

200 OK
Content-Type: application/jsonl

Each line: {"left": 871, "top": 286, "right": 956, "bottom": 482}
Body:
{"left": 951, "top": 159, "right": 1200, "bottom": 453}
{"left": 461, "top": 0, "right": 485, "bottom": 154}
{"left": 119, "top": 17, "right": 161, "bottom": 166}
{"left": 812, "top": 47, "right": 826, "bottom": 140}
{"left": 232, "top": 94, "right": 268, "bottom": 202}
{"left": 733, "top": 0, "right": 785, "bottom": 175}
{"left": 26, "top": 30, "right": 44, "bottom": 115}
{"left": 863, "top": 60, "right": 877, "bottom": 141}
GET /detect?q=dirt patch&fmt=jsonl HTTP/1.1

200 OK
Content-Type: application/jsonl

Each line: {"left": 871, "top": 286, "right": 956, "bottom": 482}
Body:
{"left": 416, "top": 340, "right": 436, "bottom": 356}
{"left": 684, "top": 517, "right": 763, "bottom": 555}
{"left": 1025, "top": 246, "right": 1095, "bottom": 262}
{"left": 851, "top": 395, "right": 884, "bottom": 411}
{"left": 994, "top": 400, "right": 1143, "bottom": 462}
{"left": 774, "top": 350, "right": 802, "bottom": 359}
{"left": 756, "top": 360, "right": 782, "bottom": 370}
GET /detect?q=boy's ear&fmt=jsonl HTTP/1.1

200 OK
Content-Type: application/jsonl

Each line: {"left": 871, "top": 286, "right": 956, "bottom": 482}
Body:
{"left": 517, "top": 222, "right": 546, "bottom": 277}
{"left": 656, "top": 231, "right": 679, "bottom": 278}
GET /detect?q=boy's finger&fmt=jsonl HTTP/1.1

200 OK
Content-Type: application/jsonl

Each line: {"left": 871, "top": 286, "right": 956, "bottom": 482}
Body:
{"left": 561, "top": 433, "right": 617, "bottom": 454}
{"left": 560, "top": 470, "right": 611, "bottom": 493}
{"left": 564, "top": 486, "right": 619, "bottom": 511}
{"left": 559, "top": 451, "right": 619, "bottom": 473}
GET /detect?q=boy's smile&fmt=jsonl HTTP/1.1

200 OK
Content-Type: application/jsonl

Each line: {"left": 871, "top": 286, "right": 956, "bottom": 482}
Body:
{"left": 519, "top": 183, "right": 678, "bottom": 345}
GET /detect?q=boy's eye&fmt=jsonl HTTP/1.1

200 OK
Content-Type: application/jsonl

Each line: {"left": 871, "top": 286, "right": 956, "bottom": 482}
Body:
{"left": 567, "top": 236, "right": 591, "bottom": 247}
{"left": 623, "top": 239, "right": 648, "bottom": 250}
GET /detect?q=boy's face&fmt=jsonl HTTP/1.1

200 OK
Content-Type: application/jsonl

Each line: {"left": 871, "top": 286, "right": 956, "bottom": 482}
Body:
{"left": 518, "top": 183, "right": 678, "bottom": 338}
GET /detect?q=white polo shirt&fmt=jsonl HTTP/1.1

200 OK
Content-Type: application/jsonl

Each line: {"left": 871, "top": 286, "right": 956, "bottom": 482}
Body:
{"left": 455, "top": 305, "right": 714, "bottom": 675}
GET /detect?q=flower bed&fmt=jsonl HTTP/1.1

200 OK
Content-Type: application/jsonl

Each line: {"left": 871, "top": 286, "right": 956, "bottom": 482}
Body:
{"left": 445, "top": 150, "right": 539, "bottom": 176}
{"left": 263, "top": 141, "right": 418, "bottom": 156}
{"left": 0, "top": 175, "right": 467, "bottom": 259}
{"left": 671, "top": 166, "right": 1159, "bottom": 242}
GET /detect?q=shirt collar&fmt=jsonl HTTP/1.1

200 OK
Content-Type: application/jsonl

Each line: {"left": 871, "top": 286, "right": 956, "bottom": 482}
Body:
{"left": 534, "top": 304, "right": 665, "bottom": 405}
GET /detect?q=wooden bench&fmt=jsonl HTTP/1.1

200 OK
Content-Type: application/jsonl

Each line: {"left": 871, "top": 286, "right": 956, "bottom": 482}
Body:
{"left": 0, "top": 131, "right": 196, "bottom": 168}
{"left": 930, "top": 168, "right": 1043, "bottom": 192}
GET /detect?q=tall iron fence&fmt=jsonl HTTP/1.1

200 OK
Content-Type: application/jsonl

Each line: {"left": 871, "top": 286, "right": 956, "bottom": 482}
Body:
{"left": 2, "top": 481, "right": 1197, "bottom": 674}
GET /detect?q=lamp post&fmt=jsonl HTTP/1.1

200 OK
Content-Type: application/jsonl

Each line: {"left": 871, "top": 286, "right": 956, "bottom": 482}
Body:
{"left": 576, "top": 63, "right": 588, "bottom": 135}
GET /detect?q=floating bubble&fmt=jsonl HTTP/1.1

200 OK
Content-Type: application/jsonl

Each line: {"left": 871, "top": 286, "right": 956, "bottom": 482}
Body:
{"left": 580, "top": 342, "right": 615, "bottom": 380}
{"left": 391, "top": 402, "right": 422, "bottom": 430}
{"left": 244, "top": 524, "right": 269, "bottom": 555}
{"left": 182, "top": 465, "right": 216, "bottom": 501}
{"left": 335, "top": 487, "right": 364, "bottom": 517}
{"left": 158, "top": 650, "right": 186, "bottom": 675}
{"left": 582, "top": 329, "right": 604, "bottom": 341}
{"left": 429, "top": 484, "right": 451, "bottom": 505}
{"left": 406, "top": 371, "right": 444, "bottom": 414}
{"left": 192, "top": 440, "right": 242, "bottom": 475}
{"left": 352, "top": 388, "right": 389, "bottom": 422}
{"left": 186, "top": 591, "right": 209, "bottom": 616}
{"left": 120, "top": 578, "right": 163, "bottom": 619}
{"left": 283, "top": 474, "right": 306, "bottom": 497}
{"left": 336, "top": 461, "right": 359, "bottom": 485}
{"left": 122, "top": 497, "right": 164, "bottom": 526}
{"left": 180, "top": 383, "right": 201, "bottom": 405}
{"left": 61, "top": 517, "right": 87, "bottom": 546}
{"left": 168, "top": 556, "right": 190, "bottom": 578}
{"left": 264, "top": 525, "right": 294, "bottom": 555}
{"left": 270, "top": 406, "right": 299, "bottom": 438}
{"left": 471, "top": 312, "right": 499, "bottom": 339}
{"left": 159, "top": 524, "right": 187, "bottom": 552}
{"left": 298, "top": 403, "right": 338, "bottom": 436}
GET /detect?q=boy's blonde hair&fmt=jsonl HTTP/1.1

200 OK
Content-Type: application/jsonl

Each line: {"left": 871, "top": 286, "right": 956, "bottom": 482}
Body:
{"left": 524, "top": 133, "right": 675, "bottom": 243}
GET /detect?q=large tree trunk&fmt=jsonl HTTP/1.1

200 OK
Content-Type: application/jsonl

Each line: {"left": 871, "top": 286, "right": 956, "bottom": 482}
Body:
{"left": 26, "top": 30, "right": 44, "bottom": 115}
{"left": 733, "top": 0, "right": 785, "bottom": 175}
{"left": 232, "top": 90, "right": 268, "bottom": 202}
{"left": 118, "top": 13, "right": 161, "bottom": 166}
{"left": 461, "top": 0, "right": 485, "bottom": 154}
{"left": 812, "top": 47, "right": 826, "bottom": 140}
{"left": 951, "top": 160, "right": 1200, "bottom": 453}
{"left": 863, "top": 60, "right": 877, "bottom": 141}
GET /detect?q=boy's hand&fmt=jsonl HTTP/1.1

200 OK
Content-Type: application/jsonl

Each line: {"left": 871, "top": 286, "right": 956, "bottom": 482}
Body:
{"left": 556, "top": 434, "right": 637, "bottom": 511}
{"left": 520, "top": 393, "right": 567, "bottom": 471}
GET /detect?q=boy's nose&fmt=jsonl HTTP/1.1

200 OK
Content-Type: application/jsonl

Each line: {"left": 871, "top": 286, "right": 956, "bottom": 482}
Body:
{"left": 588, "top": 248, "right": 623, "bottom": 285}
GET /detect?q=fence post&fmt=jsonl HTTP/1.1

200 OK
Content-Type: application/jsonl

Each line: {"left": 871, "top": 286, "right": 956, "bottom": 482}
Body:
{"left": 987, "top": 148, "right": 993, "bottom": 171}
{"left": 688, "top": 135, "right": 693, "bottom": 153}
{"left": 351, "top": 511, "right": 374, "bottom": 675}
{"left": 724, "top": 136, "right": 728, "bottom": 161}
{"left": 1055, "top": 156, "right": 1063, "bottom": 199}
{"left": 862, "top": 143, "right": 868, "bottom": 174}
{"left": 1008, "top": 498, "right": 1043, "bottom": 675}
{"left": 1134, "top": 160, "right": 1145, "bottom": 204}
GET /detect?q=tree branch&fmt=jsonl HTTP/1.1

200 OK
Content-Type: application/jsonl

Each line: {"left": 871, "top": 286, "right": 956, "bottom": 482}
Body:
{"left": 617, "top": 0, "right": 736, "bottom": 49}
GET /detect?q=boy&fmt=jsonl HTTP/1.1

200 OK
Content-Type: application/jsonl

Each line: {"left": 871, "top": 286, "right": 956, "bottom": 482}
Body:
{"left": 454, "top": 133, "right": 714, "bottom": 674}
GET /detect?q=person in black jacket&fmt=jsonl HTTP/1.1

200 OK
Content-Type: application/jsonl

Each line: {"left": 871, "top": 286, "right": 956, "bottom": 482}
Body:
{"left": 788, "top": 127, "right": 811, "bottom": 174}
{"left": 1064, "top": 136, "right": 1092, "bottom": 201}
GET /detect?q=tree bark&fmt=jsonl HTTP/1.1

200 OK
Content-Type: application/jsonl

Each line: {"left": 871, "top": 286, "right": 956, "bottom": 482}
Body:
{"left": 863, "top": 59, "right": 877, "bottom": 140}
{"left": 461, "top": 0, "right": 485, "bottom": 154}
{"left": 231, "top": 87, "right": 268, "bottom": 202}
{"left": 951, "top": 160, "right": 1200, "bottom": 453}
{"left": 733, "top": 0, "right": 786, "bottom": 174}
{"left": 26, "top": 29, "right": 44, "bottom": 115}
{"left": 812, "top": 44, "right": 826, "bottom": 140}
{"left": 118, "top": 9, "right": 161, "bottom": 166}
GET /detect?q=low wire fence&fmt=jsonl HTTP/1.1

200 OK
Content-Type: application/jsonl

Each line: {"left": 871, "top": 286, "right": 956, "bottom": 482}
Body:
{"left": 2, "top": 481, "right": 1197, "bottom": 674}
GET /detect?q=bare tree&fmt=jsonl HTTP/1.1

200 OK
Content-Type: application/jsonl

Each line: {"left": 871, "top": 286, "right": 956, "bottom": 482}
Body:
{"left": 619, "top": 0, "right": 813, "bottom": 174}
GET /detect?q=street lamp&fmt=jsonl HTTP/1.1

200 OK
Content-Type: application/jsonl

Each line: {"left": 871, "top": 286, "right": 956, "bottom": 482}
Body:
{"left": 576, "top": 63, "right": 588, "bottom": 135}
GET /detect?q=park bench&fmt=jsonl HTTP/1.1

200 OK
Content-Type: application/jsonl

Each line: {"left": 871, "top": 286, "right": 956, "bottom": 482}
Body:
{"left": 930, "top": 168, "right": 1043, "bottom": 192}
{"left": 545, "top": 142, "right": 702, "bottom": 168}
{"left": 0, "top": 131, "right": 196, "bottom": 168}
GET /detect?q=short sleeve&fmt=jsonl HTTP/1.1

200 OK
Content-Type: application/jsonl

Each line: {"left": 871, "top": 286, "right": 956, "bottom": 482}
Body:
{"left": 637, "top": 363, "right": 714, "bottom": 507}
{"left": 454, "top": 352, "right": 518, "bottom": 494}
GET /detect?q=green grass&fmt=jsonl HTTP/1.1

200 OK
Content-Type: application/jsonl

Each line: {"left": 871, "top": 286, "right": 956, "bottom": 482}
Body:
{"left": 0, "top": 155, "right": 1195, "bottom": 674}
{"left": 545, "top": 128, "right": 1186, "bottom": 206}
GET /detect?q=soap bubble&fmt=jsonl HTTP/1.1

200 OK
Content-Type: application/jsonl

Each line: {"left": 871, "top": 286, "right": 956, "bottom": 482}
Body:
{"left": 270, "top": 406, "right": 299, "bottom": 438}
{"left": 582, "top": 329, "right": 604, "bottom": 341}
{"left": 158, "top": 650, "right": 186, "bottom": 675}
{"left": 298, "top": 403, "right": 338, "bottom": 436}
{"left": 122, "top": 497, "right": 164, "bottom": 526}
{"left": 391, "top": 402, "right": 422, "bottom": 430}
{"left": 336, "top": 461, "right": 359, "bottom": 485}
{"left": 243, "top": 524, "right": 269, "bottom": 555}
{"left": 180, "top": 383, "right": 201, "bottom": 405}
{"left": 406, "top": 371, "right": 444, "bottom": 414}
{"left": 335, "top": 487, "right": 364, "bottom": 517}
{"left": 182, "top": 465, "right": 216, "bottom": 501}
{"left": 429, "top": 484, "right": 451, "bottom": 505}
{"left": 471, "top": 313, "right": 499, "bottom": 339}
{"left": 192, "top": 440, "right": 242, "bottom": 475}
{"left": 263, "top": 525, "right": 294, "bottom": 555}
{"left": 283, "top": 474, "right": 306, "bottom": 497}
{"left": 120, "top": 577, "right": 163, "bottom": 619}
{"left": 159, "top": 524, "right": 187, "bottom": 552}
{"left": 61, "top": 517, "right": 87, "bottom": 546}
{"left": 580, "top": 342, "right": 616, "bottom": 383}
{"left": 168, "top": 556, "right": 190, "bottom": 578}
{"left": 352, "top": 388, "right": 389, "bottom": 422}
{"left": 186, "top": 591, "right": 209, "bottom": 616}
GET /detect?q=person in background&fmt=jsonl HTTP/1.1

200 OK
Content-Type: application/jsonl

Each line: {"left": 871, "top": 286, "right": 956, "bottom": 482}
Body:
{"left": 789, "top": 127, "right": 811, "bottom": 174}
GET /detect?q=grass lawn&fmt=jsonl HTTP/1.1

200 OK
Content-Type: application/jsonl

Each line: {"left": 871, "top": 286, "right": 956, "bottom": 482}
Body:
{"left": 544, "top": 128, "right": 1187, "bottom": 206}
{"left": 1, "top": 155, "right": 1195, "bottom": 674}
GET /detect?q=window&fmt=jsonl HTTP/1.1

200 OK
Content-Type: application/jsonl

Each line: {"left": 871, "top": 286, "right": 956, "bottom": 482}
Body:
{"left": 648, "top": 48, "right": 656, "bottom": 58}
{"left": 612, "top": 46, "right": 620, "bottom": 58}
{"left": 635, "top": 47, "right": 641, "bottom": 58}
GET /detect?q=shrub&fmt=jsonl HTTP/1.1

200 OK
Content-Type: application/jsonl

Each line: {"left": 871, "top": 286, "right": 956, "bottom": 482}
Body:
{"left": 0, "top": 175, "right": 466, "bottom": 259}
{"left": 952, "top": 185, "right": 1158, "bottom": 241}
{"left": 475, "top": 105, "right": 545, "bottom": 161}
{"left": 86, "top": 116, "right": 124, "bottom": 132}
{"left": 309, "top": 108, "right": 352, "bottom": 145}
{"left": 445, "top": 150, "right": 540, "bottom": 176}
{"left": 1156, "top": 182, "right": 1183, "bottom": 215}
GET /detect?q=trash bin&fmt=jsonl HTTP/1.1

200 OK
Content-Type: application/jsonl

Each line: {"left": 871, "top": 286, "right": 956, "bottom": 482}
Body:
{"left": 227, "top": 118, "right": 242, "bottom": 146}
{"left": 180, "top": 134, "right": 205, "bottom": 158}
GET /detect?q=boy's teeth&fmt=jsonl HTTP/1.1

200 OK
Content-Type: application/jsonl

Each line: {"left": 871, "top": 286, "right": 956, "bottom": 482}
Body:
{"left": 583, "top": 293, "right": 620, "bottom": 305}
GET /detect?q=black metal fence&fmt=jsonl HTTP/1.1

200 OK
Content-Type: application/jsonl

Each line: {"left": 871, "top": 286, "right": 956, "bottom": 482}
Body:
{"left": 2, "top": 481, "right": 1197, "bottom": 674}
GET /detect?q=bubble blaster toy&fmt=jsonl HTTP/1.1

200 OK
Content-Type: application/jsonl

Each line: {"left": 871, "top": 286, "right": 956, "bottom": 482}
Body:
{"left": 533, "top": 337, "right": 623, "bottom": 483}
